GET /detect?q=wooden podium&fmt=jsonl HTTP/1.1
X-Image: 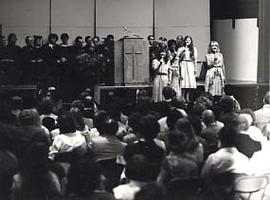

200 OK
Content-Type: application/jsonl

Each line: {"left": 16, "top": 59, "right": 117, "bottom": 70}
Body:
{"left": 114, "top": 37, "right": 149, "bottom": 85}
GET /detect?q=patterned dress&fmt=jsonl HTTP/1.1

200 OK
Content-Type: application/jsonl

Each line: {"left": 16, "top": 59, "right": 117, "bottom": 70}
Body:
{"left": 178, "top": 47, "right": 197, "bottom": 89}
{"left": 205, "top": 53, "right": 225, "bottom": 96}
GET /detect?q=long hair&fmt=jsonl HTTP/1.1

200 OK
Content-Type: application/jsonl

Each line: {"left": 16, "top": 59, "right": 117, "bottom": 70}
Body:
{"left": 208, "top": 41, "right": 220, "bottom": 54}
{"left": 156, "top": 48, "right": 169, "bottom": 64}
{"left": 184, "top": 35, "right": 195, "bottom": 59}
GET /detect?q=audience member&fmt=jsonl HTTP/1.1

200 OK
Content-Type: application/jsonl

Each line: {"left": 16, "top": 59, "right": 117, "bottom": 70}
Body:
{"left": 254, "top": 91, "right": 270, "bottom": 131}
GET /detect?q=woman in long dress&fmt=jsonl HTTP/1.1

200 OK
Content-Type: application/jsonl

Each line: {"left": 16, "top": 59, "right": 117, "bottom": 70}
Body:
{"left": 168, "top": 39, "right": 181, "bottom": 98}
{"left": 205, "top": 41, "right": 225, "bottom": 96}
{"left": 152, "top": 49, "right": 170, "bottom": 102}
{"left": 178, "top": 36, "right": 197, "bottom": 102}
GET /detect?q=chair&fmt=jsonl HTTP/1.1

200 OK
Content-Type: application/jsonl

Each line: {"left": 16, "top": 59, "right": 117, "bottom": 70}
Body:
{"left": 167, "top": 177, "right": 202, "bottom": 200}
{"left": 234, "top": 175, "right": 269, "bottom": 200}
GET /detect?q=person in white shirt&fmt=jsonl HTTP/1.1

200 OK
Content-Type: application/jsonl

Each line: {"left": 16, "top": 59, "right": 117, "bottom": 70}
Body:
{"left": 49, "top": 112, "right": 86, "bottom": 160}
{"left": 254, "top": 91, "right": 270, "bottom": 131}
{"left": 201, "top": 126, "right": 252, "bottom": 181}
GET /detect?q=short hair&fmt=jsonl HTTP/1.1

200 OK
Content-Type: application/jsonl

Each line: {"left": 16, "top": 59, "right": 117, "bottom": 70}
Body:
{"left": 139, "top": 114, "right": 160, "bottom": 141}
{"left": 60, "top": 33, "right": 69, "bottom": 40}
{"left": 218, "top": 96, "right": 235, "bottom": 113}
{"left": 162, "top": 86, "right": 175, "bottom": 100}
{"left": 263, "top": 92, "right": 270, "bottom": 104}
{"left": 125, "top": 154, "right": 154, "bottom": 182}
{"left": 202, "top": 109, "right": 216, "bottom": 127}
{"left": 219, "top": 126, "right": 238, "bottom": 147}
{"left": 39, "top": 99, "right": 54, "bottom": 115}
{"left": 57, "top": 112, "right": 76, "bottom": 134}
{"left": 93, "top": 110, "right": 108, "bottom": 134}
{"left": 240, "top": 108, "right": 255, "bottom": 125}
{"left": 67, "top": 159, "right": 101, "bottom": 196}
{"left": 166, "top": 108, "right": 187, "bottom": 130}
{"left": 128, "top": 112, "right": 142, "bottom": 133}
{"left": 104, "top": 118, "right": 119, "bottom": 136}
{"left": 85, "top": 35, "right": 92, "bottom": 41}
{"left": 48, "top": 33, "right": 58, "bottom": 41}
{"left": 7, "top": 33, "right": 17, "bottom": 44}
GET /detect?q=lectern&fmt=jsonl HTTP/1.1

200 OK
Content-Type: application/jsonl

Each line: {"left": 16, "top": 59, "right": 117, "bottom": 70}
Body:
{"left": 114, "top": 37, "right": 149, "bottom": 85}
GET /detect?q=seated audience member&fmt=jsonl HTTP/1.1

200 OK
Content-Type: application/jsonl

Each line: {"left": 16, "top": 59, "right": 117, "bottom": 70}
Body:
{"left": 90, "top": 110, "right": 109, "bottom": 138}
{"left": 175, "top": 118, "right": 204, "bottom": 165}
{"left": 0, "top": 123, "right": 18, "bottom": 199}
{"left": 113, "top": 154, "right": 155, "bottom": 200}
{"left": 201, "top": 127, "right": 252, "bottom": 181}
{"left": 40, "top": 98, "right": 58, "bottom": 121}
{"left": 89, "top": 118, "right": 126, "bottom": 162}
{"left": 254, "top": 91, "right": 270, "bottom": 131}
{"left": 81, "top": 95, "right": 95, "bottom": 129}
{"left": 201, "top": 109, "right": 224, "bottom": 157}
{"left": 18, "top": 108, "right": 51, "bottom": 141}
{"left": 122, "top": 112, "right": 142, "bottom": 144}
{"left": 11, "top": 135, "right": 62, "bottom": 200}
{"left": 157, "top": 107, "right": 187, "bottom": 146}
{"left": 192, "top": 94, "right": 214, "bottom": 116}
{"left": 158, "top": 129, "right": 202, "bottom": 185}
{"left": 232, "top": 115, "right": 261, "bottom": 158}
{"left": 65, "top": 159, "right": 115, "bottom": 200}
{"left": 224, "top": 84, "right": 241, "bottom": 113}
{"left": 70, "top": 107, "right": 90, "bottom": 142}
{"left": 9, "top": 96, "right": 23, "bottom": 126}
{"left": 49, "top": 112, "right": 87, "bottom": 161}
{"left": 134, "top": 183, "right": 165, "bottom": 200}
{"left": 124, "top": 114, "right": 166, "bottom": 180}
{"left": 154, "top": 86, "right": 175, "bottom": 118}
{"left": 217, "top": 95, "right": 238, "bottom": 125}
{"left": 240, "top": 109, "right": 266, "bottom": 143}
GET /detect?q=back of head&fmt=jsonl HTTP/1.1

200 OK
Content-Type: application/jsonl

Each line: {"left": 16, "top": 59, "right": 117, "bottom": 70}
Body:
{"left": 67, "top": 159, "right": 101, "bottom": 197}
{"left": 128, "top": 112, "right": 142, "bottom": 133}
{"left": 70, "top": 107, "right": 85, "bottom": 131}
{"left": 232, "top": 115, "right": 249, "bottom": 131}
{"left": 218, "top": 96, "right": 234, "bottom": 114}
{"left": 263, "top": 91, "right": 270, "bottom": 105}
{"left": 40, "top": 99, "right": 54, "bottom": 115}
{"left": 125, "top": 154, "right": 154, "bottom": 182}
{"left": 139, "top": 114, "right": 160, "bottom": 141}
{"left": 93, "top": 110, "right": 108, "bottom": 134}
{"left": 19, "top": 108, "right": 41, "bottom": 127}
{"left": 104, "top": 118, "right": 119, "bottom": 136}
{"left": 71, "top": 99, "right": 84, "bottom": 111}
{"left": 240, "top": 108, "right": 255, "bottom": 125}
{"left": 169, "top": 129, "right": 190, "bottom": 154}
{"left": 202, "top": 109, "right": 215, "bottom": 127}
{"left": 219, "top": 126, "right": 238, "bottom": 147}
{"left": 162, "top": 86, "right": 175, "bottom": 100}
{"left": 57, "top": 112, "right": 76, "bottom": 134}
{"left": 166, "top": 108, "right": 187, "bottom": 130}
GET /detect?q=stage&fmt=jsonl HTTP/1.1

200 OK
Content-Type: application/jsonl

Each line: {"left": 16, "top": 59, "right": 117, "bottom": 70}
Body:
{"left": 94, "top": 80, "right": 269, "bottom": 110}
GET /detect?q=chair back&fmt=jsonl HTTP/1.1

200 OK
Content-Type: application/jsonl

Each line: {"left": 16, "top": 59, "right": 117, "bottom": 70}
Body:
{"left": 234, "top": 175, "right": 269, "bottom": 200}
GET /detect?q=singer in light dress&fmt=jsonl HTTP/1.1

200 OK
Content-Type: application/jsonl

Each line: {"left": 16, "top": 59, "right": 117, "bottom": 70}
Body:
{"left": 152, "top": 57, "right": 170, "bottom": 102}
{"left": 205, "top": 41, "right": 225, "bottom": 96}
{"left": 178, "top": 46, "right": 197, "bottom": 89}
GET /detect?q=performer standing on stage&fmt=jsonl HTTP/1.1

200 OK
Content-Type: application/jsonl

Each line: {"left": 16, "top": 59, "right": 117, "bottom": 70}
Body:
{"left": 152, "top": 49, "right": 170, "bottom": 102}
{"left": 168, "top": 39, "right": 181, "bottom": 98}
{"left": 178, "top": 36, "right": 197, "bottom": 102}
{"left": 205, "top": 41, "right": 225, "bottom": 96}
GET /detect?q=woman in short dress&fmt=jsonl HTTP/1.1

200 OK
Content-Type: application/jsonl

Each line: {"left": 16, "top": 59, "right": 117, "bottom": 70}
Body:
{"left": 205, "top": 41, "right": 225, "bottom": 96}
{"left": 152, "top": 49, "right": 170, "bottom": 102}
{"left": 178, "top": 36, "right": 197, "bottom": 102}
